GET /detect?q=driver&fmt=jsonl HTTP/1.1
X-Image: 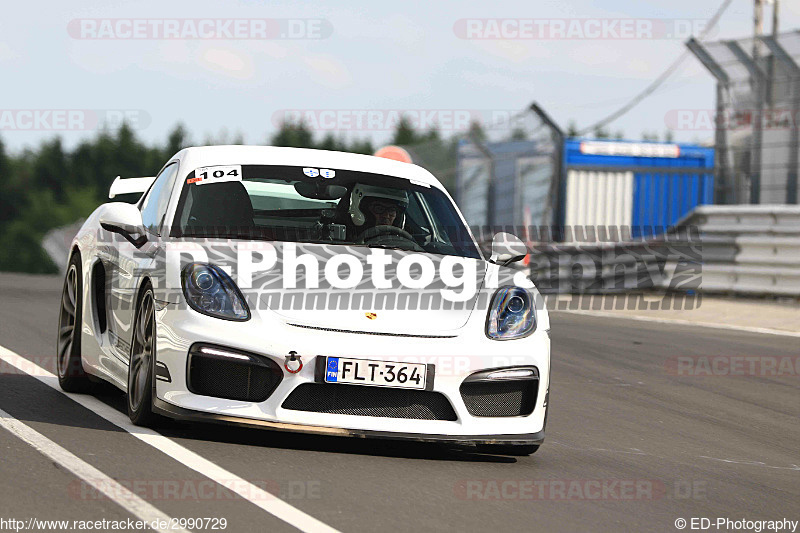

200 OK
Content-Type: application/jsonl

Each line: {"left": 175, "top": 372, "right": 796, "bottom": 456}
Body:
{"left": 365, "top": 198, "right": 401, "bottom": 226}
{"left": 347, "top": 184, "right": 408, "bottom": 230}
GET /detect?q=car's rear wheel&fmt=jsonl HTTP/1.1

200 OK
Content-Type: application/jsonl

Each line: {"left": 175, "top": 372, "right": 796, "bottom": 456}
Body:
{"left": 57, "top": 254, "right": 92, "bottom": 392}
{"left": 127, "top": 284, "right": 158, "bottom": 426}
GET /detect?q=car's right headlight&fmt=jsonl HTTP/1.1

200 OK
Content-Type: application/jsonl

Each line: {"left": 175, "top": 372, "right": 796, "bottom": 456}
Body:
{"left": 181, "top": 263, "right": 250, "bottom": 321}
{"left": 486, "top": 286, "right": 536, "bottom": 340}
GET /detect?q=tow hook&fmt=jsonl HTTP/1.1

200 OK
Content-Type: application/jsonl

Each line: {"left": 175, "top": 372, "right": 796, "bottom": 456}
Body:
{"left": 284, "top": 351, "right": 303, "bottom": 374}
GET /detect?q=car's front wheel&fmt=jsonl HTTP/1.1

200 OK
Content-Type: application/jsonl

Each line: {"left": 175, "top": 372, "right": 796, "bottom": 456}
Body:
{"left": 127, "top": 284, "right": 158, "bottom": 426}
{"left": 57, "top": 254, "right": 92, "bottom": 393}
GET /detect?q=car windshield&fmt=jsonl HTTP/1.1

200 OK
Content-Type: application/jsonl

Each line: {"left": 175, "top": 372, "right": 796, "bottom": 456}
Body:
{"left": 172, "top": 164, "right": 481, "bottom": 259}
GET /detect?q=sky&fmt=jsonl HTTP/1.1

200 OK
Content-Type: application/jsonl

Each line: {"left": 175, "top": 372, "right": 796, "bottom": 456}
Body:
{"left": 2, "top": 0, "right": 800, "bottom": 154}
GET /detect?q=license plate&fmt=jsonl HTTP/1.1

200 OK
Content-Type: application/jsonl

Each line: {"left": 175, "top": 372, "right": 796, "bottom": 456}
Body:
{"left": 324, "top": 357, "right": 427, "bottom": 390}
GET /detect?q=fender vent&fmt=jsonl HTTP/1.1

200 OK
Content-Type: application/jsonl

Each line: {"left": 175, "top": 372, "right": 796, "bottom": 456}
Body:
{"left": 91, "top": 261, "right": 107, "bottom": 334}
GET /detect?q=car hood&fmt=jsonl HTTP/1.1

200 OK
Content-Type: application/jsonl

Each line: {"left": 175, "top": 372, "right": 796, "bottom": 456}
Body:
{"left": 260, "top": 243, "right": 488, "bottom": 336}
{"left": 163, "top": 240, "right": 489, "bottom": 336}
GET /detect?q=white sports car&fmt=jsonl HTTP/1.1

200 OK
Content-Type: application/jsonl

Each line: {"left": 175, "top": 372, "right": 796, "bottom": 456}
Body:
{"left": 57, "top": 146, "right": 550, "bottom": 455}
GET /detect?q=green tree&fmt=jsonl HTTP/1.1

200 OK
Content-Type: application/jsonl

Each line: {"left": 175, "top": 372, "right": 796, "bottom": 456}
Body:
{"left": 467, "top": 120, "right": 486, "bottom": 142}
{"left": 32, "top": 138, "right": 69, "bottom": 200}
{"left": 391, "top": 115, "right": 419, "bottom": 146}
{"left": 0, "top": 186, "right": 99, "bottom": 273}
{"left": 0, "top": 137, "right": 23, "bottom": 224}
{"left": 164, "top": 124, "right": 191, "bottom": 158}
{"left": 566, "top": 121, "right": 580, "bottom": 137}
{"left": 423, "top": 126, "right": 441, "bottom": 144}
{"left": 593, "top": 127, "right": 611, "bottom": 139}
{"left": 348, "top": 138, "right": 374, "bottom": 155}
{"left": 271, "top": 120, "right": 315, "bottom": 148}
{"left": 318, "top": 133, "right": 343, "bottom": 152}
{"left": 510, "top": 128, "right": 527, "bottom": 140}
{"left": 114, "top": 123, "right": 149, "bottom": 177}
{"left": 0, "top": 125, "right": 182, "bottom": 273}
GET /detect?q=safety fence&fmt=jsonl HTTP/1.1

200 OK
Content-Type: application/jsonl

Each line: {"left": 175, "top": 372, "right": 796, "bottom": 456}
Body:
{"left": 687, "top": 30, "right": 800, "bottom": 205}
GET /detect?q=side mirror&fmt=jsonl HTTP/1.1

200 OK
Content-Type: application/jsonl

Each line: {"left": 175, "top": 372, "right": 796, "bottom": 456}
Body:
{"left": 99, "top": 203, "right": 147, "bottom": 247}
{"left": 490, "top": 232, "right": 527, "bottom": 266}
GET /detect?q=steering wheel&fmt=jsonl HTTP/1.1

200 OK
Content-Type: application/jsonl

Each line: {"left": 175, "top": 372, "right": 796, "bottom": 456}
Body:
{"left": 357, "top": 225, "right": 424, "bottom": 251}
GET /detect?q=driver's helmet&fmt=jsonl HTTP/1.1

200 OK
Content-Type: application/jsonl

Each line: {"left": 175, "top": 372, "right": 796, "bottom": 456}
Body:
{"left": 348, "top": 184, "right": 409, "bottom": 227}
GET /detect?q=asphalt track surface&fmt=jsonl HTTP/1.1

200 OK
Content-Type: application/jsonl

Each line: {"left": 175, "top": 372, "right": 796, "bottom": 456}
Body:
{"left": 0, "top": 272, "right": 797, "bottom": 532}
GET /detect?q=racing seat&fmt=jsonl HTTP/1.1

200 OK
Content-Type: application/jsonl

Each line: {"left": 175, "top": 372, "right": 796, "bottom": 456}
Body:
{"left": 183, "top": 181, "right": 255, "bottom": 236}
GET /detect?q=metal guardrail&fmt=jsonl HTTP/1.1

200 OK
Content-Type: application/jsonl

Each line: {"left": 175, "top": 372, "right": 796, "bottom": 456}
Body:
{"left": 677, "top": 205, "right": 800, "bottom": 232}
{"left": 736, "top": 236, "right": 800, "bottom": 266}
{"left": 699, "top": 264, "right": 800, "bottom": 296}
{"left": 42, "top": 219, "right": 85, "bottom": 273}
{"left": 526, "top": 206, "right": 800, "bottom": 298}
{"left": 679, "top": 205, "right": 800, "bottom": 296}
{"left": 528, "top": 238, "right": 702, "bottom": 295}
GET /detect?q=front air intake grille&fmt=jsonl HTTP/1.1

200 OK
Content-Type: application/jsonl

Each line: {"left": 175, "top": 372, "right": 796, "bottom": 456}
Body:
{"left": 282, "top": 383, "right": 458, "bottom": 421}
{"left": 459, "top": 380, "right": 538, "bottom": 417}
{"left": 188, "top": 345, "right": 282, "bottom": 402}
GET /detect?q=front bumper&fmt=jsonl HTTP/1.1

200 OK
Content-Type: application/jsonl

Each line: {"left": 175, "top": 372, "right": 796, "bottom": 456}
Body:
{"left": 153, "top": 304, "right": 551, "bottom": 442}
{"left": 153, "top": 397, "right": 545, "bottom": 445}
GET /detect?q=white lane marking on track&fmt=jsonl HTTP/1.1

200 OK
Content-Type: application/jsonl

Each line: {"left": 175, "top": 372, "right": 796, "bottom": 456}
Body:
{"left": 0, "top": 406, "right": 191, "bottom": 533}
{"left": 551, "top": 309, "right": 800, "bottom": 338}
{"left": 698, "top": 456, "right": 800, "bottom": 471}
{"left": 0, "top": 345, "right": 340, "bottom": 533}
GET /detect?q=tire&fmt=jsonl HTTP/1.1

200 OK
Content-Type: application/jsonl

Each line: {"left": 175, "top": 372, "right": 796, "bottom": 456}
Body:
{"left": 57, "top": 254, "right": 92, "bottom": 392}
{"left": 127, "top": 283, "right": 158, "bottom": 426}
{"left": 477, "top": 444, "right": 540, "bottom": 456}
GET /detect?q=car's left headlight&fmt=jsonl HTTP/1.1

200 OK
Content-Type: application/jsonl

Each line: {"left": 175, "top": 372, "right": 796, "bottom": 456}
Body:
{"left": 181, "top": 263, "right": 250, "bottom": 321}
{"left": 486, "top": 286, "right": 536, "bottom": 340}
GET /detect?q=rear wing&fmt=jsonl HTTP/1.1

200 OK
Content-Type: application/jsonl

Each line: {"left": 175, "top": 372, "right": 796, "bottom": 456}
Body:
{"left": 108, "top": 175, "right": 155, "bottom": 201}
